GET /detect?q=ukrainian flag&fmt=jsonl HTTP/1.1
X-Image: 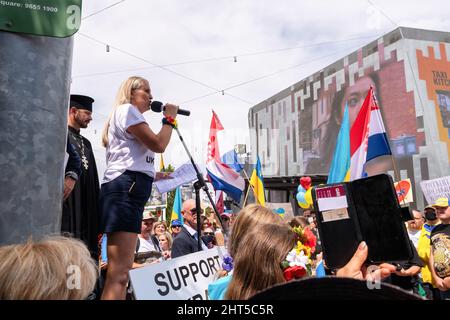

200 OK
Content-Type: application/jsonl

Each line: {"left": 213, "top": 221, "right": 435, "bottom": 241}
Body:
{"left": 170, "top": 187, "right": 183, "bottom": 224}
{"left": 327, "top": 103, "right": 351, "bottom": 183}
{"left": 250, "top": 156, "right": 266, "bottom": 206}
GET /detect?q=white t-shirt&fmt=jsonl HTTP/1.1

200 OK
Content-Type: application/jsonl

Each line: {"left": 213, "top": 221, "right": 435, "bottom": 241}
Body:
{"left": 407, "top": 229, "right": 421, "bottom": 249}
{"left": 184, "top": 224, "right": 209, "bottom": 251}
{"left": 137, "top": 236, "right": 158, "bottom": 253}
{"left": 102, "top": 104, "right": 156, "bottom": 183}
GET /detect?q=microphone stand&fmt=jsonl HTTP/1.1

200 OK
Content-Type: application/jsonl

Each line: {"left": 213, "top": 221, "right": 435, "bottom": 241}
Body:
{"left": 173, "top": 126, "right": 229, "bottom": 250}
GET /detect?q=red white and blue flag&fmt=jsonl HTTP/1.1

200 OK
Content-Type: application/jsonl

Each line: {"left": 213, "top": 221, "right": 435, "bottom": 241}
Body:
{"left": 206, "top": 111, "right": 245, "bottom": 202}
{"left": 349, "top": 87, "right": 392, "bottom": 180}
{"left": 367, "top": 92, "right": 392, "bottom": 162}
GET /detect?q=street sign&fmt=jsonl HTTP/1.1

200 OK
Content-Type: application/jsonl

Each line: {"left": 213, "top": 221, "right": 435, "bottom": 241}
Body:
{"left": 0, "top": 0, "right": 82, "bottom": 37}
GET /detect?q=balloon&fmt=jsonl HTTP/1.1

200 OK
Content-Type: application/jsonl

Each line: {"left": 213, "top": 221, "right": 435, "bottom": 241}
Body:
{"left": 305, "top": 188, "right": 313, "bottom": 205}
{"left": 298, "top": 201, "right": 310, "bottom": 209}
{"left": 300, "top": 176, "right": 312, "bottom": 190}
{"left": 297, "top": 185, "right": 306, "bottom": 193}
{"left": 296, "top": 191, "right": 306, "bottom": 203}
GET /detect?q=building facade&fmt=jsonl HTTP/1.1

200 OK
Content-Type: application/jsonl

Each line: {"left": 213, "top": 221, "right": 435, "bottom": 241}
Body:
{"left": 249, "top": 27, "right": 450, "bottom": 210}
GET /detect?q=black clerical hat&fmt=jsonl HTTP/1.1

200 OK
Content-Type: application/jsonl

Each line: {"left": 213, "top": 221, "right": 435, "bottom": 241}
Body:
{"left": 70, "top": 94, "right": 94, "bottom": 112}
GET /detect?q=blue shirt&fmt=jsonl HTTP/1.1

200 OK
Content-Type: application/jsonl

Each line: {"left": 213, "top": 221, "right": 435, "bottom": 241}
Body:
{"left": 208, "top": 274, "right": 232, "bottom": 300}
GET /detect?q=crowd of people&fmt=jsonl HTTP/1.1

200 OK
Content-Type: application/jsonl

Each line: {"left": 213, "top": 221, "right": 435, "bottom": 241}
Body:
{"left": 0, "top": 75, "right": 448, "bottom": 301}
{"left": 2, "top": 198, "right": 448, "bottom": 300}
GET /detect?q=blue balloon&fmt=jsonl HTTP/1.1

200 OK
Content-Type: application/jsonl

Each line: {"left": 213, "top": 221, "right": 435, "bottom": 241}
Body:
{"left": 296, "top": 191, "right": 306, "bottom": 203}
{"left": 297, "top": 185, "right": 306, "bottom": 193}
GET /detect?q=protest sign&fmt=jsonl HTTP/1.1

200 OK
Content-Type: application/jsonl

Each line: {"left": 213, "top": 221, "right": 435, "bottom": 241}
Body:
{"left": 420, "top": 175, "right": 450, "bottom": 205}
{"left": 394, "top": 179, "right": 413, "bottom": 204}
{"left": 130, "top": 246, "right": 227, "bottom": 300}
{"left": 265, "top": 202, "right": 294, "bottom": 221}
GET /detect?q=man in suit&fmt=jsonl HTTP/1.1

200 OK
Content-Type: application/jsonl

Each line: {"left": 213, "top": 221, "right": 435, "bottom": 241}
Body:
{"left": 171, "top": 199, "right": 208, "bottom": 258}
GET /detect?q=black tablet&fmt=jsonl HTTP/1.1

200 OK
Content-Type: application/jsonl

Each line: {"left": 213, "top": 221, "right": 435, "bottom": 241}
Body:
{"left": 312, "top": 174, "right": 413, "bottom": 269}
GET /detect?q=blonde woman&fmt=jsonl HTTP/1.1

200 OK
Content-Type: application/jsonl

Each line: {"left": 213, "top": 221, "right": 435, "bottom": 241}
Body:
{"left": 0, "top": 236, "right": 98, "bottom": 300}
{"left": 158, "top": 231, "right": 173, "bottom": 260}
{"left": 226, "top": 223, "right": 295, "bottom": 300}
{"left": 225, "top": 226, "right": 398, "bottom": 300}
{"left": 208, "top": 204, "right": 285, "bottom": 299}
{"left": 153, "top": 221, "right": 167, "bottom": 237}
{"left": 99, "top": 76, "right": 178, "bottom": 300}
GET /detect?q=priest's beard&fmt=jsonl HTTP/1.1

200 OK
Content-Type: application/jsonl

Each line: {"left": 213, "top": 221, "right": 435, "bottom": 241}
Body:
{"left": 75, "top": 115, "right": 89, "bottom": 129}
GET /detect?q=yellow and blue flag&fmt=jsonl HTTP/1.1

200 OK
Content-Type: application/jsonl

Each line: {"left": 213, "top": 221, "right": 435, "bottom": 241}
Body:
{"left": 170, "top": 187, "right": 183, "bottom": 224}
{"left": 327, "top": 103, "right": 350, "bottom": 183}
{"left": 250, "top": 156, "right": 266, "bottom": 206}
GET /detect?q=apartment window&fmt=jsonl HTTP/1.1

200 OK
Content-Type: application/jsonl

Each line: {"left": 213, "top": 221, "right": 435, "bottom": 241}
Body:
{"left": 416, "top": 116, "right": 424, "bottom": 129}
{"left": 292, "top": 120, "right": 297, "bottom": 162}
{"left": 284, "top": 145, "right": 288, "bottom": 176}
{"left": 271, "top": 105, "right": 274, "bottom": 129}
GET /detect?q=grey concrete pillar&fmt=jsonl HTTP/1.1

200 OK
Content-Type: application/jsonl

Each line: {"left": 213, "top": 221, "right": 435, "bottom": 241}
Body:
{"left": 0, "top": 32, "right": 73, "bottom": 245}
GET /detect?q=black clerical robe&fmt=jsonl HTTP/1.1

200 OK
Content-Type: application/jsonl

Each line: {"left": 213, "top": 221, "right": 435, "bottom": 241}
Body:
{"left": 62, "top": 126, "right": 100, "bottom": 258}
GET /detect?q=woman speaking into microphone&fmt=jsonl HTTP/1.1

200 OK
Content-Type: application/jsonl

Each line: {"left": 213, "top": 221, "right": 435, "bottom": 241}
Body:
{"left": 99, "top": 76, "right": 178, "bottom": 300}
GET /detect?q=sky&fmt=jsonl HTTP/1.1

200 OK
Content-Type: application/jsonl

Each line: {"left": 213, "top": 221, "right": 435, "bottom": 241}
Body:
{"left": 70, "top": 0, "right": 450, "bottom": 177}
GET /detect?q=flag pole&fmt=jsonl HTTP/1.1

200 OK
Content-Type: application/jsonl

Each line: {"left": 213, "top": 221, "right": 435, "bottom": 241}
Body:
{"left": 372, "top": 88, "right": 401, "bottom": 182}
{"left": 390, "top": 155, "right": 401, "bottom": 183}
{"left": 241, "top": 169, "right": 256, "bottom": 193}
{"left": 242, "top": 182, "right": 252, "bottom": 207}
{"left": 373, "top": 88, "right": 405, "bottom": 206}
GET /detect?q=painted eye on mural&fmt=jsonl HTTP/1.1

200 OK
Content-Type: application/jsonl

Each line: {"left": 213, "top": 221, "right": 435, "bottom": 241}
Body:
{"left": 348, "top": 96, "right": 360, "bottom": 108}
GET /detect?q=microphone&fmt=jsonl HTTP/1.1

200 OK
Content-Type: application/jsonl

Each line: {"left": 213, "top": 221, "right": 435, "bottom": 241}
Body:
{"left": 150, "top": 101, "right": 190, "bottom": 116}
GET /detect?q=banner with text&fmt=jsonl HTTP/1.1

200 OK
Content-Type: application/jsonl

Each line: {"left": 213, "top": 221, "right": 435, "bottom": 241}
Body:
{"left": 130, "top": 247, "right": 227, "bottom": 300}
{"left": 420, "top": 175, "right": 450, "bottom": 205}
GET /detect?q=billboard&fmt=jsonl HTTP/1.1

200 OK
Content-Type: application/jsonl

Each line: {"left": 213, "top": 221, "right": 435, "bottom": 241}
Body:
{"left": 302, "top": 48, "right": 424, "bottom": 178}
{"left": 249, "top": 27, "right": 450, "bottom": 208}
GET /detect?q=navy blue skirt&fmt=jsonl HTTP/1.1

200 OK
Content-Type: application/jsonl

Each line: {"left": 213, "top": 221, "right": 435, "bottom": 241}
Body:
{"left": 99, "top": 170, "right": 153, "bottom": 234}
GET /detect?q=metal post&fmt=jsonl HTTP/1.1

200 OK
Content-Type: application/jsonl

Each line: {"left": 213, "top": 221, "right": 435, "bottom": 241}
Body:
{"left": 0, "top": 32, "right": 73, "bottom": 245}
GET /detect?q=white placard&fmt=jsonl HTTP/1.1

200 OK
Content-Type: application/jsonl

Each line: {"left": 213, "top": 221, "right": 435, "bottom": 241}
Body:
{"left": 154, "top": 162, "right": 198, "bottom": 194}
{"left": 420, "top": 175, "right": 450, "bottom": 205}
{"left": 130, "top": 246, "right": 227, "bottom": 300}
{"left": 317, "top": 196, "right": 348, "bottom": 211}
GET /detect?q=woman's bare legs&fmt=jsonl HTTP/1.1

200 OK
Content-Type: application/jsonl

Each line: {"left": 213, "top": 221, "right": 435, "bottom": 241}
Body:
{"left": 101, "top": 231, "right": 137, "bottom": 300}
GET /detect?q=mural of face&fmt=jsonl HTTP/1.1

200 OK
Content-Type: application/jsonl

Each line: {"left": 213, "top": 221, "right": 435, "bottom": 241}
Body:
{"left": 341, "top": 76, "right": 376, "bottom": 126}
